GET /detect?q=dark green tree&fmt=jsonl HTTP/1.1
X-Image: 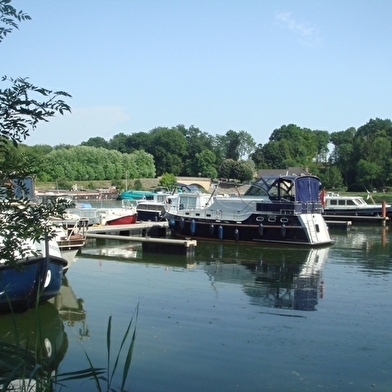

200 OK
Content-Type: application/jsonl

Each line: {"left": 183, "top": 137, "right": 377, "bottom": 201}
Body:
{"left": 149, "top": 127, "right": 187, "bottom": 175}
{"left": 81, "top": 136, "right": 109, "bottom": 149}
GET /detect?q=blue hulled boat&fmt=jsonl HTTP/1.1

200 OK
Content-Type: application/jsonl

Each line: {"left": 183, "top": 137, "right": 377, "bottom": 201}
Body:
{"left": 0, "top": 239, "right": 67, "bottom": 313}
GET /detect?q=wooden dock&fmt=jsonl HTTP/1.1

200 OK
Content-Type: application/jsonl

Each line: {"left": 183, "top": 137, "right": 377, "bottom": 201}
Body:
{"left": 86, "top": 221, "right": 196, "bottom": 255}
{"left": 323, "top": 215, "right": 389, "bottom": 226}
{"left": 325, "top": 220, "right": 352, "bottom": 230}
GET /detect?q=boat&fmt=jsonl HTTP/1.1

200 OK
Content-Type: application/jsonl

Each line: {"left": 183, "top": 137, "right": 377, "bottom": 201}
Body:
{"left": 136, "top": 192, "right": 170, "bottom": 221}
{"left": 136, "top": 183, "right": 200, "bottom": 221}
{"left": 66, "top": 200, "right": 137, "bottom": 226}
{"left": 118, "top": 189, "right": 156, "bottom": 201}
{"left": 321, "top": 191, "right": 392, "bottom": 219}
{"left": 165, "top": 174, "right": 333, "bottom": 246}
{"left": 97, "top": 203, "right": 137, "bottom": 225}
{"left": 0, "top": 238, "right": 68, "bottom": 312}
{"left": 51, "top": 216, "right": 88, "bottom": 272}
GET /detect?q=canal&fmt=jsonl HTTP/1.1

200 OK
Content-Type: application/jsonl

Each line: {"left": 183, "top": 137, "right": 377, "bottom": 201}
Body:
{"left": 1, "top": 225, "right": 392, "bottom": 391}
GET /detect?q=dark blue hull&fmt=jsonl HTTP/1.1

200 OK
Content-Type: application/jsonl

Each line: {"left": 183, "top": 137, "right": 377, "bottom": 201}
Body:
{"left": 0, "top": 256, "right": 67, "bottom": 313}
{"left": 167, "top": 213, "right": 312, "bottom": 245}
{"left": 40, "top": 256, "right": 68, "bottom": 302}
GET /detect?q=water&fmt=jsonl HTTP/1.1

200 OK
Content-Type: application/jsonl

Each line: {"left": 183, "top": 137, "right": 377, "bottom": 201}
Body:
{"left": 1, "top": 225, "right": 392, "bottom": 391}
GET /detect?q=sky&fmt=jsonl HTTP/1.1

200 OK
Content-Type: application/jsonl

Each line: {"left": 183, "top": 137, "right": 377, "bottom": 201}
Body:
{"left": 2, "top": 0, "right": 392, "bottom": 147}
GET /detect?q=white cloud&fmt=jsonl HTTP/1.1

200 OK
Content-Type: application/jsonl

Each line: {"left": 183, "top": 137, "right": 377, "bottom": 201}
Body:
{"left": 26, "top": 106, "right": 130, "bottom": 146}
{"left": 275, "top": 12, "right": 322, "bottom": 48}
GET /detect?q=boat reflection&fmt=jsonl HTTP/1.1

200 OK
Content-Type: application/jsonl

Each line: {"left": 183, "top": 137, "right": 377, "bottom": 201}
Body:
{"left": 0, "top": 300, "right": 67, "bottom": 386}
{"left": 50, "top": 275, "right": 89, "bottom": 341}
{"left": 198, "top": 243, "right": 329, "bottom": 311}
{"left": 81, "top": 240, "right": 328, "bottom": 310}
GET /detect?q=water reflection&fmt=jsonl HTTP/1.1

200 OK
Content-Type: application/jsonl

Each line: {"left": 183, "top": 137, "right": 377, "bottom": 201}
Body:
{"left": 0, "top": 275, "right": 89, "bottom": 389}
{"left": 50, "top": 276, "right": 89, "bottom": 341}
{"left": 83, "top": 239, "right": 329, "bottom": 311}
{"left": 198, "top": 243, "right": 329, "bottom": 311}
{"left": 82, "top": 240, "right": 197, "bottom": 269}
{"left": 0, "top": 300, "right": 67, "bottom": 385}
{"left": 331, "top": 226, "right": 392, "bottom": 273}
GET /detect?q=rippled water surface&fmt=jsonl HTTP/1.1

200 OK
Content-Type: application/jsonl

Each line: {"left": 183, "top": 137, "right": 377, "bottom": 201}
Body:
{"left": 2, "top": 225, "right": 392, "bottom": 391}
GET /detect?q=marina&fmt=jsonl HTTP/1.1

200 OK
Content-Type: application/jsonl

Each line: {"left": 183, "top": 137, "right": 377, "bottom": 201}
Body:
{"left": 1, "top": 225, "right": 389, "bottom": 391}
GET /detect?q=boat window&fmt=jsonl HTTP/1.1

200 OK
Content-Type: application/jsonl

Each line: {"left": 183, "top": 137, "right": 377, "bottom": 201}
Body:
{"left": 330, "top": 200, "right": 337, "bottom": 206}
{"left": 338, "top": 200, "right": 345, "bottom": 206}
{"left": 355, "top": 198, "right": 366, "bottom": 205}
{"left": 156, "top": 194, "right": 167, "bottom": 203}
{"left": 179, "top": 196, "right": 197, "bottom": 209}
{"left": 244, "top": 185, "right": 268, "bottom": 197}
{"left": 347, "top": 200, "right": 356, "bottom": 206}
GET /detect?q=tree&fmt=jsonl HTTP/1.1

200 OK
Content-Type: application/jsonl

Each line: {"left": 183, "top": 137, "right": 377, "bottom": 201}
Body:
{"left": 124, "top": 131, "right": 153, "bottom": 153}
{"left": 193, "top": 150, "right": 217, "bottom": 178}
{"left": 149, "top": 127, "right": 187, "bottom": 175}
{"left": 0, "top": 76, "right": 71, "bottom": 147}
{"left": 159, "top": 172, "right": 177, "bottom": 190}
{"left": 0, "top": 0, "right": 31, "bottom": 43}
{"left": 356, "top": 159, "right": 380, "bottom": 190}
{"left": 217, "top": 130, "right": 256, "bottom": 161}
{"left": 81, "top": 136, "right": 109, "bottom": 149}
{"left": 0, "top": 1, "right": 72, "bottom": 266}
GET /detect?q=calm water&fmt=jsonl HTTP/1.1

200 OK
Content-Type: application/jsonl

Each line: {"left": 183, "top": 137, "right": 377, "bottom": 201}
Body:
{"left": 1, "top": 225, "right": 392, "bottom": 391}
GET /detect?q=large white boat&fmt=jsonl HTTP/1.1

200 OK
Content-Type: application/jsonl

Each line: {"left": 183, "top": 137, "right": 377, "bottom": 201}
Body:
{"left": 165, "top": 174, "right": 333, "bottom": 246}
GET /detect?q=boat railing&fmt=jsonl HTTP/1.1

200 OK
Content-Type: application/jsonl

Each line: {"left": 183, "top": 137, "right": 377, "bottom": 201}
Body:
{"left": 64, "top": 218, "right": 89, "bottom": 239}
{"left": 256, "top": 200, "right": 323, "bottom": 215}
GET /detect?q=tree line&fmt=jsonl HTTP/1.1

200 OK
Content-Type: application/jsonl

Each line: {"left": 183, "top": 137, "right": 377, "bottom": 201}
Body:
{"left": 7, "top": 118, "right": 392, "bottom": 191}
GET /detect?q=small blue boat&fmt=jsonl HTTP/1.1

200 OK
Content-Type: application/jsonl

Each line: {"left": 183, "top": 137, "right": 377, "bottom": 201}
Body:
{"left": 0, "top": 239, "right": 67, "bottom": 313}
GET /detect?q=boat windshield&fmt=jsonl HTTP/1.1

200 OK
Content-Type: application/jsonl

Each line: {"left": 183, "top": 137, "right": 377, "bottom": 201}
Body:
{"left": 245, "top": 176, "right": 294, "bottom": 200}
{"left": 354, "top": 198, "right": 367, "bottom": 206}
{"left": 245, "top": 175, "right": 321, "bottom": 204}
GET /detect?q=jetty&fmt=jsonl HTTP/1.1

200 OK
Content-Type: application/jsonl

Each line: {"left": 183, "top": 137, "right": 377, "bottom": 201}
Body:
{"left": 323, "top": 215, "right": 389, "bottom": 227}
{"left": 86, "top": 221, "right": 196, "bottom": 255}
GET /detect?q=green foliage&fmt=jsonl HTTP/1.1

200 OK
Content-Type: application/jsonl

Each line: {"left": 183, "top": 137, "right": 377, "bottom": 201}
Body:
{"left": 317, "top": 165, "right": 344, "bottom": 190}
{"left": 0, "top": 0, "right": 31, "bottom": 43}
{"left": 34, "top": 146, "right": 156, "bottom": 182}
{"left": 57, "top": 177, "right": 72, "bottom": 190}
{"left": 0, "top": 76, "right": 71, "bottom": 147}
{"left": 159, "top": 172, "right": 177, "bottom": 190}
{"left": 133, "top": 179, "right": 142, "bottom": 190}
{"left": 81, "top": 136, "right": 109, "bottom": 149}
{"left": 218, "top": 159, "right": 254, "bottom": 182}
{"left": 0, "top": 304, "right": 139, "bottom": 392}
{"left": 79, "top": 307, "right": 139, "bottom": 392}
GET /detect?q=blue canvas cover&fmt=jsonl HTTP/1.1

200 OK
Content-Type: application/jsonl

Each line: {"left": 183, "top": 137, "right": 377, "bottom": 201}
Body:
{"left": 294, "top": 176, "right": 320, "bottom": 203}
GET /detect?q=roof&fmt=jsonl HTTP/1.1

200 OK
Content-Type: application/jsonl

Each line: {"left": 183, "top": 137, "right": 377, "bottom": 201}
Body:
{"left": 257, "top": 167, "right": 311, "bottom": 178}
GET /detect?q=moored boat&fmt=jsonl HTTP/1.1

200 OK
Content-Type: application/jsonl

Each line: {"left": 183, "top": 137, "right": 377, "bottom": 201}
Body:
{"left": 321, "top": 191, "right": 392, "bottom": 219}
{"left": 136, "top": 192, "right": 170, "bottom": 221}
{"left": 66, "top": 201, "right": 137, "bottom": 226}
{"left": 165, "top": 174, "right": 333, "bottom": 246}
{"left": 51, "top": 217, "right": 88, "bottom": 272}
{"left": 0, "top": 238, "right": 67, "bottom": 312}
{"left": 98, "top": 204, "right": 137, "bottom": 225}
{"left": 118, "top": 190, "right": 156, "bottom": 201}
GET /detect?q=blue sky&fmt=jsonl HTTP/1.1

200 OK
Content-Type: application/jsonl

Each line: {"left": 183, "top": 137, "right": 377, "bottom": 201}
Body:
{"left": 3, "top": 0, "right": 392, "bottom": 147}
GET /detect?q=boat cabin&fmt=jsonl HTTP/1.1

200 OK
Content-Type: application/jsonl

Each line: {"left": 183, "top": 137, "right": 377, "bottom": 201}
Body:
{"left": 324, "top": 193, "right": 369, "bottom": 208}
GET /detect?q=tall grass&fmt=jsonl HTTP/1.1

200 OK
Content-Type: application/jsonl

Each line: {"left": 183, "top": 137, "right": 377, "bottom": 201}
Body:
{"left": 0, "top": 303, "right": 139, "bottom": 392}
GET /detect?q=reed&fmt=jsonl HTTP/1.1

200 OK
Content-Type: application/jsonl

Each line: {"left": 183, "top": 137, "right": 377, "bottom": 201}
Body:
{"left": 0, "top": 302, "right": 139, "bottom": 391}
